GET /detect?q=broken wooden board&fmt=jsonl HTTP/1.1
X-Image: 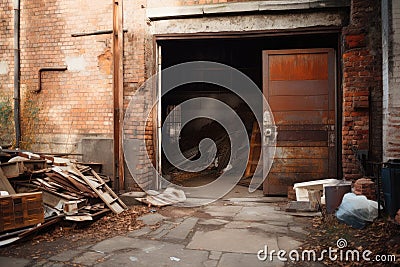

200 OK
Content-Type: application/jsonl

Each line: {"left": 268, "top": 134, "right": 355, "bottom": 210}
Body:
{"left": 0, "top": 168, "right": 16, "bottom": 195}
{"left": 0, "top": 162, "right": 22, "bottom": 178}
{"left": 70, "top": 165, "right": 127, "bottom": 214}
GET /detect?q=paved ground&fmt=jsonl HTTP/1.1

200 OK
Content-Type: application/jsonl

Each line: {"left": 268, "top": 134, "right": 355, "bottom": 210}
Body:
{"left": 0, "top": 186, "right": 314, "bottom": 267}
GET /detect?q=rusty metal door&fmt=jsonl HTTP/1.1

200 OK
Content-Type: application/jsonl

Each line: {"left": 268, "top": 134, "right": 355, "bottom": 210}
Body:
{"left": 263, "top": 49, "right": 336, "bottom": 195}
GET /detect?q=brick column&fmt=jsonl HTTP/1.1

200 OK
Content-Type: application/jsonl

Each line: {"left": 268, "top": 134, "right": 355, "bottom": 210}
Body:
{"left": 342, "top": 0, "right": 382, "bottom": 180}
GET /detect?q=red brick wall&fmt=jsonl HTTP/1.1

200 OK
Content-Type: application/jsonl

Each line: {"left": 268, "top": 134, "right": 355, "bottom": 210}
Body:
{"left": 18, "top": 0, "right": 114, "bottom": 152}
{"left": 341, "top": 0, "right": 382, "bottom": 179}
{"left": 0, "top": 0, "right": 385, "bottom": 190}
{"left": 0, "top": 0, "right": 15, "bottom": 146}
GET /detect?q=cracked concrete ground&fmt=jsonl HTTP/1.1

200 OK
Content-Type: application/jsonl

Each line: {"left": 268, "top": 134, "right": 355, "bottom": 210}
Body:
{"left": 0, "top": 186, "right": 314, "bottom": 267}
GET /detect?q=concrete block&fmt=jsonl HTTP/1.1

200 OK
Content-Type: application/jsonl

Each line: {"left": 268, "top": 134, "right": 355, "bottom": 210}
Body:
{"left": 81, "top": 138, "right": 113, "bottom": 178}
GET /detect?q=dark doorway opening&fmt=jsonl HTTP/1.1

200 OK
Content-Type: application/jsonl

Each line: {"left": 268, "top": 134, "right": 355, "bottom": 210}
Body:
{"left": 159, "top": 32, "right": 339, "bottom": 192}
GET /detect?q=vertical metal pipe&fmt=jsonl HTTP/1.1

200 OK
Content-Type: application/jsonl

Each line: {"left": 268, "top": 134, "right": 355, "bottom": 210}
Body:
{"left": 13, "top": 0, "right": 21, "bottom": 148}
{"left": 156, "top": 44, "right": 162, "bottom": 190}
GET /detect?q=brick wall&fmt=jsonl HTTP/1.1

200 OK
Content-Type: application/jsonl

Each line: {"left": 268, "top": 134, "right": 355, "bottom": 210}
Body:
{"left": 341, "top": 0, "right": 382, "bottom": 179}
{"left": 0, "top": 0, "right": 15, "bottom": 146}
{"left": 382, "top": 0, "right": 400, "bottom": 161}
{"left": 0, "top": 0, "right": 387, "bottom": 190}
{"left": 18, "top": 0, "right": 114, "bottom": 152}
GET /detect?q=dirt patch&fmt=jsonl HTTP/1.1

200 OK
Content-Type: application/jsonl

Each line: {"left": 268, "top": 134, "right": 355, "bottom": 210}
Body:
{"left": 300, "top": 214, "right": 400, "bottom": 266}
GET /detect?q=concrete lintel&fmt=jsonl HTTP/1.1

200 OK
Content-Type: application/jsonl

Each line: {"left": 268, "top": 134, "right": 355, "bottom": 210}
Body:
{"left": 147, "top": 0, "right": 350, "bottom": 20}
{"left": 203, "top": 2, "right": 260, "bottom": 15}
{"left": 146, "top": 6, "right": 203, "bottom": 19}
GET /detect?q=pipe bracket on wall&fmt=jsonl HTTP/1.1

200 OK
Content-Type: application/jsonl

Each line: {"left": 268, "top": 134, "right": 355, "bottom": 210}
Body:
{"left": 35, "top": 67, "right": 67, "bottom": 93}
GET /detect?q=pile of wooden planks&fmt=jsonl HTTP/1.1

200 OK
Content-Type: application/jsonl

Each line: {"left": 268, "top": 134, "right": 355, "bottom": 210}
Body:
{"left": 0, "top": 150, "right": 127, "bottom": 245}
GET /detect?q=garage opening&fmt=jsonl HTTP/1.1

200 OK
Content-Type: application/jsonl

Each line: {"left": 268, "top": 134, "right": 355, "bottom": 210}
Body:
{"left": 159, "top": 32, "right": 339, "bottom": 193}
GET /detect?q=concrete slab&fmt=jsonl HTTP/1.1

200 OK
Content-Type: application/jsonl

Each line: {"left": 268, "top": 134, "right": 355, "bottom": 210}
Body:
{"left": 95, "top": 239, "right": 209, "bottom": 267}
{"left": 224, "top": 197, "right": 287, "bottom": 204}
{"left": 127, "top": 226, "right": 152, "bottom": 238}
{"left": 198, "top": 218, "right": 229, "bottom": 226}
{"left": 209, "top": 251, "right": 222, "bottom": 260}
{"left": 166, "top": 217, "right": 198, "bottom": 240}
{"left": 203, "top": 205, "right": 242, "bottom": 217}
{"left": 277, "top": 236, "right": 302, "bottom": 251}
{"left": 289, "top": 226, "right": 308, "bottom": 235}
{"left": 150, "top": 223, "right": 174, "bottom": 238}
{"left": 49, "top": 249, "right": 82, "bottom": 262}
{"left": 0, "top": 257, "right": 31, "bottom": 267}
{"left": 218, "top": 253, "right": 284, "bottom": 267}
{"left": 233, "top": 206, "right": 293, "bottom": 222}
{"left": 203, "top": 259, "right": 218, "bottom": 267}
{"left": 73, "top": 251, "right": 104, "bottom": 265}
{"left": 225, "top": 221, "right": 288, "bottom": 234}
{"left": 91, "top": 236, "right": 143, "bottom": 253}
{"left": 137, "top": 213, "right": 166, "bottom": 225}
{"left": 187, "top": 228, "right": 279, "bottom": 254}
{"left": 32, "top": 261, "right": 65, "bottom": 267}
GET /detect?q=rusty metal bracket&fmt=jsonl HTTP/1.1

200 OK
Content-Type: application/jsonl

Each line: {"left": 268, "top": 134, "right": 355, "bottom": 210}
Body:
{"left": 35, "top": 67, "right": 67, "bottom": 93}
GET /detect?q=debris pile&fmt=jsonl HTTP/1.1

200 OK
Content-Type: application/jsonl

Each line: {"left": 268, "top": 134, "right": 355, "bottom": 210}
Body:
{"left": 0, "top": 149, "right": 127, "bottom": 246}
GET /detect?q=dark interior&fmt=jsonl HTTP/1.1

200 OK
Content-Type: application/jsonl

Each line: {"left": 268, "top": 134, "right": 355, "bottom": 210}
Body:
{"left": 159, "top": 33, "right": 339, "bottom": 187}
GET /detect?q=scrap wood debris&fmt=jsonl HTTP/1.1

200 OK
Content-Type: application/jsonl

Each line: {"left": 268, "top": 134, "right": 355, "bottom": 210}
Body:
{"left": 0, "top": 149, "right": 128, "bottom": 246}
{"left": 0, "top": 205, "right": 151, "bottom": 260}
{"left": 299, "top": 214, "right": 400, "bottom": 266}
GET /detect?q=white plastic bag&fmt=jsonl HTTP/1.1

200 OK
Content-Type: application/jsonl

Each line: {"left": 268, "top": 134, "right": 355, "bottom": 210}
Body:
{"left": 336, "top": 193, "right": 379, "bottom": 229}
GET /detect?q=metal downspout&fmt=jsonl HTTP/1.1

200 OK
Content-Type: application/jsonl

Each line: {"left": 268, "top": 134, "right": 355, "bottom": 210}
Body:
{"left": 13, "top": 0, "right": 21, "bottom": 148}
